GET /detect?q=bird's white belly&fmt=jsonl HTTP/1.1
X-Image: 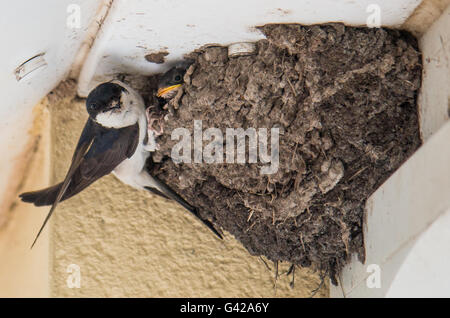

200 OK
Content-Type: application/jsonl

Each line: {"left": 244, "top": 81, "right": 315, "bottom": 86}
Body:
{"left": 107, "top": 86, "right": 151, "bottom": 190}
{"left": 112, "top": 144, "right": 150, "bottom": 189}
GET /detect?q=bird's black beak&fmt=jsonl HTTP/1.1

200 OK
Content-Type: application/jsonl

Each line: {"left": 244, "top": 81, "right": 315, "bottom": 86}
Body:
{"left": 105, "top": 101, "right": 121, "bottom": 112}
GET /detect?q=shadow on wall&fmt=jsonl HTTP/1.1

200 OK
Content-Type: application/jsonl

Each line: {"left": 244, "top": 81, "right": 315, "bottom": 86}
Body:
{"left": 0, "top": 101, "right": 50, "bottom": 297}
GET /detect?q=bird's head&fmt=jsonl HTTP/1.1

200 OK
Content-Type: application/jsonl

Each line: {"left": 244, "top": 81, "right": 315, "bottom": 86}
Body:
{"left": 156, "top": 61, "right": 192, "bottom": 100}
{"left": 86, "top": 82, "right": 127, "bottom": 118}
{"left": 86, "top": 81, "right": 142, "bottom": 129}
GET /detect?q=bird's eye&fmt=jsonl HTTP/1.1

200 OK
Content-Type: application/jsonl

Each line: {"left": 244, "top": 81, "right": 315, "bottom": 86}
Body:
{"left": 174, "top": 75, "right": 182, "bottom": 82}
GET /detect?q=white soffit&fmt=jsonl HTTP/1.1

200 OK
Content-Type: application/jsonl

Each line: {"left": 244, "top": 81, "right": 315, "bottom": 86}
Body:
{"left": 77, "top": 0, "right": 422, "bottom": 96}
{"left": 0, "top": 0, "right": 100, "bottom": 215}
{"left": 418, "top": 4, "right": 450, "bottom": 141}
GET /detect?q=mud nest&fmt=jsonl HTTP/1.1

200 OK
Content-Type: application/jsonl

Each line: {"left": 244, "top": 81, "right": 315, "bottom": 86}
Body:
{"left": 129, "top": 24, "right": 422, "bottom": 284}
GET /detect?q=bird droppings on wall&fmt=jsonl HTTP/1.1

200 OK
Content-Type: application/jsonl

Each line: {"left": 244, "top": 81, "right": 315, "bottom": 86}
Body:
{"left": 145, "top": 51, "right": 169, "bottom": 64}
{"left": 123, "top": 23, "right": 423, "bottom": 284}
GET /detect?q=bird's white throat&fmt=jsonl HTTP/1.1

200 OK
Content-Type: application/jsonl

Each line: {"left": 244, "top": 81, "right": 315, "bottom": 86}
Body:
{"left": 95, "top": 83, "right": 145, "bottom": 129}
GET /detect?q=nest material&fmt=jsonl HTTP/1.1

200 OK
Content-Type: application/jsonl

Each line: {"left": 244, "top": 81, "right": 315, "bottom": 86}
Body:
{"left": 136, "top": 24, "right": 422, "bottom": 283}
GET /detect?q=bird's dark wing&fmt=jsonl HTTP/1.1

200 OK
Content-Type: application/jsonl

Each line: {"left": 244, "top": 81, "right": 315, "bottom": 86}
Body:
{"left": 20, "top": 119, "right": 139, "bottom": 206}
{"left": 20, "top": 118, "right": 139, "bottom": 247}
{"left": 145, "top": 176, "right": 223, "bottom": 240}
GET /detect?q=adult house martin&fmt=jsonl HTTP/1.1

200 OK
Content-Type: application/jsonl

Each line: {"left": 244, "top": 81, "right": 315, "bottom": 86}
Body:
{"left": 20, "top": 80, "right": 223, "bottom": 248}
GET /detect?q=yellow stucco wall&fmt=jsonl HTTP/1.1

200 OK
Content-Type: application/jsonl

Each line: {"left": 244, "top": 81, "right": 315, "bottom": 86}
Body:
{"left": 46, "top": 81, "right": 327, "bottom": 297}
{"left": 0, "top": 101, "right": 50, "bottom": 297}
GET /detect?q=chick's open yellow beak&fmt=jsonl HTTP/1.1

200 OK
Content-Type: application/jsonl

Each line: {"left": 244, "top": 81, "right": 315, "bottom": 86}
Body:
{"left": 157, "top": 84, "right": 182, "bottom": 97}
